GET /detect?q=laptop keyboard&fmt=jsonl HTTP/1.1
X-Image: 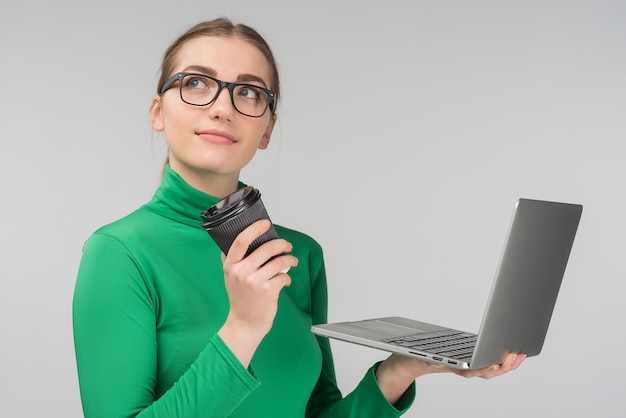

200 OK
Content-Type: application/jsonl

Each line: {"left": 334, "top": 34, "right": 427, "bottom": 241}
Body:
{"left": 382, "top": 330, "right": 477, "bottom": 360}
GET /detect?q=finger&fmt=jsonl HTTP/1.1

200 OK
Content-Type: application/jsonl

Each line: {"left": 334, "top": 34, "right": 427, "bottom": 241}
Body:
{"left": 511, "top": 353, "right": 527, "bottom": 370}
{"left": 464, "top": 365, "right": 500, "bottom": 380}
{"left": 500, "top": 352, "right": 521, "bottom": 372}
{"left": 455, "top": 352, "right": 527, "bottom": 380}
{"left": 245, "top": 238, "right": 294, "bottom": 270}
{"left": 259, "top": 254, "right": 298, "bottom": 282}
{"left": 225, "top": 219, "right": 272, "bottom": 262}
{"left": 458, "top": 365, "right": 499, "bottom": 379}
{"left": 481, "top": 353, "right": 524, "bottom": 378}
{"left": 269, "top": 271, "right": 292, "bottom": 290}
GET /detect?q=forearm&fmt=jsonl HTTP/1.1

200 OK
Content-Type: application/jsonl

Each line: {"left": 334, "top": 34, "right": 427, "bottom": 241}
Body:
{"left": 375, "top": 355, "right": 428, "bottom": 405}
{"left": 136, "top": 335, "right": 260, "bottom": 417}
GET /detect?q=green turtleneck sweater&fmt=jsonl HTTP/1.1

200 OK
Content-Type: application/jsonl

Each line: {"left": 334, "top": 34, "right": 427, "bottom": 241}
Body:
{"left": 73, "top": 165, "right": 415, "bottom": 417}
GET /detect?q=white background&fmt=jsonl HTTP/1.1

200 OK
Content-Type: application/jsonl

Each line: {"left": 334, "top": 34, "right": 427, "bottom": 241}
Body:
{"left": 2, "top": 0, "right": 625, "bottom": 416}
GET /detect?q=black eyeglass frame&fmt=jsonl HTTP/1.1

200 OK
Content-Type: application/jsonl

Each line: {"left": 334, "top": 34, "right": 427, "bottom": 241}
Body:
{"left": 159, "top": 72, "right": 276, "bottom": 118}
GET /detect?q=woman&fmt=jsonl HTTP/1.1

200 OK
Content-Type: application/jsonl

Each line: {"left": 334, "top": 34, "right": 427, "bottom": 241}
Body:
{"left": 73, "top": 18, "right": 525, "bottom": 417}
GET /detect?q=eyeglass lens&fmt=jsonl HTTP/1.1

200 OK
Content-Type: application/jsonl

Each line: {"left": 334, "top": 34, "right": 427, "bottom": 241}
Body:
{"left": 180, "top": 74, "right": 271, "bottom": 117}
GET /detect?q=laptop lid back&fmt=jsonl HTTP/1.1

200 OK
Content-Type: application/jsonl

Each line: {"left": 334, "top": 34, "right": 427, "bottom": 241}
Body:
{"left": 470, "top": 198, "right": 582, "bottom": 369}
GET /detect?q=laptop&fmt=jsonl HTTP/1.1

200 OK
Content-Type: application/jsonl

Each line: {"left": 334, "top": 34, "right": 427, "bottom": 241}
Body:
{"left": 311, "top": 198, "right": 582, "bottom": 370}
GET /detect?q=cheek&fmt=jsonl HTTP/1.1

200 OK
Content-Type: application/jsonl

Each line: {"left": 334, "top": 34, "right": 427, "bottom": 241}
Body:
{"left": 160, "top": 94, "right": 194, "bottom": 124}
{"left": 162, "top": 118, "right": 191, "bottom": 154}
{"left": 162, "top": 105, "right": 195, "bottom": 138}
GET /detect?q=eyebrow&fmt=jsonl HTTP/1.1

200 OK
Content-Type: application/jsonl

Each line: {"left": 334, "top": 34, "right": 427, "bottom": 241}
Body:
{"left": 183, "top": 65, "right": 269, "bottom": 88}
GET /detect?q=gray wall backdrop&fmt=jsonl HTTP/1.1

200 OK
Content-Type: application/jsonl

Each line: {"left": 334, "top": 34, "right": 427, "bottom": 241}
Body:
{"left": 2, "top": 0, "right": 625, "bottom": 416}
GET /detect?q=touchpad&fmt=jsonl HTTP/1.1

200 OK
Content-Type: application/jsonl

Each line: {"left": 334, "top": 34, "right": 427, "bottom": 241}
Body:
{"left": 349, "top": 319, "right": 424, "bottom": 337}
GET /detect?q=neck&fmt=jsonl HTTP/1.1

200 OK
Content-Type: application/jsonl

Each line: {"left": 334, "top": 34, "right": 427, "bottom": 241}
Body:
{"left": 168, "top": 161, "right": 240, "bottom": 199}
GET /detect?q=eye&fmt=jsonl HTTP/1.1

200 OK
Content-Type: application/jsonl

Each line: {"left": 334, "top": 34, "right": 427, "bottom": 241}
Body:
{"left": 184, "top": 76, "right": 210, "bottom": 90}
{"left": 236, "top": 85, "right": 263, "bottom": 101}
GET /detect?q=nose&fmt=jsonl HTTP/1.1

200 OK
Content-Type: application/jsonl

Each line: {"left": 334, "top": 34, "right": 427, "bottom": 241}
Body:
{"left": 207, "top": 86, "right": 235, "bottom": 119}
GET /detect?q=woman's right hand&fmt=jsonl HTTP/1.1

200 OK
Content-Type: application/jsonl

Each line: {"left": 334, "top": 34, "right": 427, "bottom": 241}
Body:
{"left": 217, "top": 219, "right": 298, "bottom": 367}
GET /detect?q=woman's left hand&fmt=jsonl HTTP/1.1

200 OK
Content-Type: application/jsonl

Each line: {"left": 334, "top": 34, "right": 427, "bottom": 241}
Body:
{"left": 376, "top": 352, "right": 526, "bottom": 405}
{"left": 448, "top": 352, "right": 527, "bottom": 379}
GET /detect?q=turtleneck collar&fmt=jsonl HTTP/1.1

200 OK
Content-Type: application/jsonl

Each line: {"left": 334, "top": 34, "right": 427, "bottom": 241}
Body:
{"left": 143, "top": 164, "right": 245, "bottom": 229}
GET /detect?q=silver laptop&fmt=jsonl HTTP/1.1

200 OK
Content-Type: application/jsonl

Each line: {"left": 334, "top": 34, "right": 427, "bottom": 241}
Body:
{"left": 311, "top": 198, "right": 582, "bottom": 370}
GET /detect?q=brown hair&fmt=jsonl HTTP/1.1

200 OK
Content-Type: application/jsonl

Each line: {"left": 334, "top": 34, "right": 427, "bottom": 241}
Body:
{"left": 156, "top": 18, "right": 281, "bottom": 111}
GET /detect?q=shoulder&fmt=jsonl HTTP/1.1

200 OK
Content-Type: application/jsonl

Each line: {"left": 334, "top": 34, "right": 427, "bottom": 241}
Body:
{"left": 91, "top": 207, "right": 160, "bottom": 241}
{"left": 275, "top": 224, "right": 326, "bottom": 273}
{"left": 275, "top": 224, "right": 323, "bottom": 256}
{"left": 81, "top": 207, "right": 162, "bottom": 258}
{"left": 275, "top": 224, "right": 327, "bottom": 291}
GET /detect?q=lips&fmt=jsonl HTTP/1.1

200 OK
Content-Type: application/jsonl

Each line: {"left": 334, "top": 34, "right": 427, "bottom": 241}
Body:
{"left": 195, "top": 129, "right": 236, "bottom": 145}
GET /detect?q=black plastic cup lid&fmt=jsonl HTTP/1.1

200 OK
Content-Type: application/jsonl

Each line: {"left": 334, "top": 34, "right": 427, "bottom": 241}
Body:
{"left": 200, "top": 186, "right": 261, "bottom": 230}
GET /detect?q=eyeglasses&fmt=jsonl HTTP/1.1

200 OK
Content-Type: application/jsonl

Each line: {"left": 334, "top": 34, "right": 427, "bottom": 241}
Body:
{"left": 160, "top": 72, "right": 276, "bottom": 118}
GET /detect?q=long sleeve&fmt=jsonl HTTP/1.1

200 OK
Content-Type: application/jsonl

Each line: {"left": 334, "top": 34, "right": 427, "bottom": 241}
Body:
{"left": 73, "top": 233, "right": 259, "bottom": 417}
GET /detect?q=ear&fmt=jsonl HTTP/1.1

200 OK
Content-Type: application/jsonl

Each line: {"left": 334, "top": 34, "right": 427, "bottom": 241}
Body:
{"left": 258, "top": 113, "right": 277, "bottom": 150}
{"left": 150, "top": 95, "right": 165, "bottom": 132}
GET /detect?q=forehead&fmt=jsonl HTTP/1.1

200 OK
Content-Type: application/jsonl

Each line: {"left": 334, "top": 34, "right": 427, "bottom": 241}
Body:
{"left": 174, "top": 36, "right": 272, "bottom": 85}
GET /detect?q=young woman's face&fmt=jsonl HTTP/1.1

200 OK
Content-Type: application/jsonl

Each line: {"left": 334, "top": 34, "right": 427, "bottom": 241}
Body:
{"left": 151, "top": 36, "right": 276, "bottom": 193}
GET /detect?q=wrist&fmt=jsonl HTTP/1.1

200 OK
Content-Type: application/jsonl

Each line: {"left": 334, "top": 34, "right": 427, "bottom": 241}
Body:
{"left": 218, "top": 316, "right": 265, "bottom": 368}
{"left": 376, "top": 354, "right": 445, "bottom": 404}
{"left": 375, "top": 356, "right": 417, "bottom": 405}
